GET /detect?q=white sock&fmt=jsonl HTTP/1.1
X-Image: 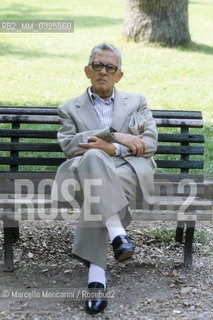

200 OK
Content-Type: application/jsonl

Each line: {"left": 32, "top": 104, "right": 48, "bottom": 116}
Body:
{"left": 105, "top": 213, "right": 126, "bottom": 243}
{"left": 88, "top": 263, "right": 106, "bottom": 289}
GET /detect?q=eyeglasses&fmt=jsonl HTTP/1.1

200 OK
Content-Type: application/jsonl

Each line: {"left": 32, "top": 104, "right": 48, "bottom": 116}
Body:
{"left": 90, "top": 61, "right": 119, "bottom": 74}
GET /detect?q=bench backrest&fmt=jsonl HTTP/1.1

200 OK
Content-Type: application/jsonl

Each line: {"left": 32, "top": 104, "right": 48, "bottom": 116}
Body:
{"left": 0, "top": 107, "right": 204, "bottom": 181}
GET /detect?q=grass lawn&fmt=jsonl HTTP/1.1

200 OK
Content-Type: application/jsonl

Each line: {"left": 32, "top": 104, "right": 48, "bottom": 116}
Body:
{"left": 0, "top": 0, "right": 213, "bottom": 177}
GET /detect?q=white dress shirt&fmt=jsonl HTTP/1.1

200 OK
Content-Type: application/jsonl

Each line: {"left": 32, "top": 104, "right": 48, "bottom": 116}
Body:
{"left": 88, "top": 87, "right": 120, "bottom": 155}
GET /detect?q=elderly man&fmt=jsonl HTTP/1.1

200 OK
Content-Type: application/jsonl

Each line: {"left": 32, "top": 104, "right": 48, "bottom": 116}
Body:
{"left": 52, "top": 42, "right": 158, "bottom": 314}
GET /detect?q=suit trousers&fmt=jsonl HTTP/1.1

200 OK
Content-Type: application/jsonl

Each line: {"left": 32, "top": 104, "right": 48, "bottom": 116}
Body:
{"left": 71, "top": 149, "right": 138, "bottom": 270}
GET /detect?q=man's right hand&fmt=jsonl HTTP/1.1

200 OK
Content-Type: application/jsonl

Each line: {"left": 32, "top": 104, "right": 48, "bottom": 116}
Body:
{"left": 114, "top": 132, "right": 146, "bottom": 157}
{"left": 75, "top": 136, "right": 116, "bottom": 156}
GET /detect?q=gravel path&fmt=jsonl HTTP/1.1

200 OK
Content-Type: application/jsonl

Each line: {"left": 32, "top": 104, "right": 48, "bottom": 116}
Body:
{"left": 0, "top": 220, "right": 213, "bottom": 319}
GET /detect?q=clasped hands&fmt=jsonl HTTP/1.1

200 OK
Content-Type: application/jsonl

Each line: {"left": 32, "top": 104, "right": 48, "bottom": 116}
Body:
{"left": 74, "top": 132, "right": 146, "bottom": 157}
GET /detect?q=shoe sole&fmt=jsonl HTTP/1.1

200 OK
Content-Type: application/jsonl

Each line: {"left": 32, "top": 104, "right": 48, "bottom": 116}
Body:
{"left": 116, "top": 249, "right": 134, "bottom": 262}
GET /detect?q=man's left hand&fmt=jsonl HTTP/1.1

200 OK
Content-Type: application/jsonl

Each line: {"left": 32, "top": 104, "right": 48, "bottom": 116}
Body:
{"left": 113, "top": 132, "right": 146, "bottom": 157}
{"left": 74, "top": 136, "right": 116, "bottom": 156}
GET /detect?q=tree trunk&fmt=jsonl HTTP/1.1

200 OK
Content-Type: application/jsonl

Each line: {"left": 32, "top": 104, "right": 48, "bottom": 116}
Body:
{"left": 123, "top": 0, "right": 190, "bottom": 46}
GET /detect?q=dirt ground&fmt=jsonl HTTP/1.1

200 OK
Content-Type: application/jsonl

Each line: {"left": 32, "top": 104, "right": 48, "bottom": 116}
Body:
{"left": 0, "top": 220, "right": 213, "bottom": 320}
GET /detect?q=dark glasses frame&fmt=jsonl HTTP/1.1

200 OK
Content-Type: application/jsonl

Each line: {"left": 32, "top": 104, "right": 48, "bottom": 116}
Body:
{"left": 89, "top": 61, "right": 120, "bottom": 74}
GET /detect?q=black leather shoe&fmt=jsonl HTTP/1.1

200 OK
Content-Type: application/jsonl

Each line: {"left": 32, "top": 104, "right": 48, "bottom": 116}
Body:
{"left": 86, "top": 282, "right": 107, "bottom": 315}
{"left": 112, "top": 235, "right": 134, "bottom": 262}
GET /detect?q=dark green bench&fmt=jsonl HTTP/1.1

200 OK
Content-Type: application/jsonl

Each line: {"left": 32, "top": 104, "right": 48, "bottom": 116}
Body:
{"left": 0, "top": 106, "right": 212, "bottom": 272}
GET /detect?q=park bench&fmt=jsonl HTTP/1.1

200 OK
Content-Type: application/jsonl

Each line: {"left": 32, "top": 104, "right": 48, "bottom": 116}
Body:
{"left": 0, "top": 106, "right": 212, "bottom": 272}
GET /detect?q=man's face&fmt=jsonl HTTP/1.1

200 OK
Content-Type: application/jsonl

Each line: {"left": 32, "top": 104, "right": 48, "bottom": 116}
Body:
{"left": 84, "top": 50, "right": 123, "bottom": 98}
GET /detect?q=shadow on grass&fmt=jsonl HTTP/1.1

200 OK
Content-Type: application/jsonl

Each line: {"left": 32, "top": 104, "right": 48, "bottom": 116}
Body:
{"left": 0, "top": 4, "right": 65, "bottom": 14}
{"left": 0, "top": 4, "right": 122, "bottom": 28}
{"left": 0, "top": 42, "right": 80, "bottom": 59}
{"left": 176, "top": 41, "right": 213, "bottom": 56}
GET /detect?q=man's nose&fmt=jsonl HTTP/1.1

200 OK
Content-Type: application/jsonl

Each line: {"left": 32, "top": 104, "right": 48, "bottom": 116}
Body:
{"left": 100, "top": 66, "right": 107, "bottom": 75}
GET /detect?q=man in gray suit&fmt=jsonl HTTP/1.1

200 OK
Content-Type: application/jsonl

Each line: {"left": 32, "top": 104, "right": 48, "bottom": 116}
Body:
{"left": 52, "top": 42, "right": 158, "bottom": 314}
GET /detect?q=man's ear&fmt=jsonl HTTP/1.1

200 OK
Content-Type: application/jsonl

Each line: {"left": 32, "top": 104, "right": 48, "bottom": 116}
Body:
{"left": 84, "top": 66, "right": 91, "bottom": 79}
{"left": 115, "top": 71, "right": 124, "bottom": 83}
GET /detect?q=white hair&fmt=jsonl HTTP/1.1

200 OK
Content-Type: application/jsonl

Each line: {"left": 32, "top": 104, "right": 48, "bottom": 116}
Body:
{"left": 88, "top": 41, "right": 122, "bottom": 70}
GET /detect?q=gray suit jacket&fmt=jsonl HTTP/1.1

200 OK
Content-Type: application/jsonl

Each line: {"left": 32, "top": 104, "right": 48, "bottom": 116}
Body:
{"left": 53, "top": 88, "right": 158, "bottom": 204}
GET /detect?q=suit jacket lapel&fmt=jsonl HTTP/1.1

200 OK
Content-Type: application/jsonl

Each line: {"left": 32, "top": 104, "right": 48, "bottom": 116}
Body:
{"left": 112, "top": 89, "right": 129, "bottom": 132}
{"left": 75, "top": 89, "right": 102, "bottom": 130}
{"left": 74, "top": 88, "right": 130, "bottom": 132}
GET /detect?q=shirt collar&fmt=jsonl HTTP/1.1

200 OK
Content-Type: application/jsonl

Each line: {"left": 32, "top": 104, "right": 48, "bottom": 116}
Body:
{"left": 88, "top": 86, "right": 114, "bottom": 105}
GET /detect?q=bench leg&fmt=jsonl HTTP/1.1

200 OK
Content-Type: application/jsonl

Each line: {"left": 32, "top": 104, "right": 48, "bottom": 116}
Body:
{"left": 175, "top": 221, "right": 185, "bottom": 243}
{"left": 3, "top": 211, "right": 17, "bottom": 272}
{"left": 3, "top": 227, "right": 13, "bottom": 272}
{"left": 184, "top": 221, "right": 195, "bottom": 268}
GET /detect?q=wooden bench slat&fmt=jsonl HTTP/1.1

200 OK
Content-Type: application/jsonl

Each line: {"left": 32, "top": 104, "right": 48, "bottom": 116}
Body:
{"left": 157, "top": 145, "right": 204, "bottom": 155}
{"left": 0, "top": 185, "right": 205, "bottom": 197}
{"left": 158, "top": 133, "right": 204, "bottom": 143}
{"left": 0, "top": 108, "right": 202, "bottom": 120}
{"left": 155, "top": 119, "right": 203, "bottom": 128}
{"left": 0, "top": 176, "right": 206, "bottom": 197}
{"left": 0, "top": 129, "right": 58, "bottom": 139}
{"left": 0, "top": 131, "right": 204, "bottom": 143}
{"left": 145, "top": 197, "right": 212, "bottom": 210}
{"left": 152, "top": 110, "right": 202, "bottom": 119}
{"left": 0, "top": 209, "right": 212, "bottom": 221}
{"left": 0, "top": 181, "right": 205, "bottom": 197}
{"left": 0, "top": 172, "right": 57, "bottom": 179}
{"left": 0, "top": 107, "right": 57, "bottom": 115}
{"left": 0, "top": 196, "right": 211, "bottom": 210}
{"left": 0, "top": 142, "right": 62, "bottom": 152}
{"left": 132, "top": 210, "right": 212, "bottom": 221}
{"left": 0, "top": 172, "right": 204, "bottom": 182}
{"left": 0, "top": 131, "right": 205, "bottom": 143}
{"left": 0, "top": 143, "right": 204, "bottom": 155}
{"left": 0, "top": 114, "right": 203, "bottom": 128}
{"left": 154, "top": 173, "right": 204, "bottom": 182}
{"left": 1, "top": 208, "right": 211, "bottom": 221}
{"left": 0, "top": 157, "right": 65, "bottom": 166}
{"left": 0, "top": 158, "right": 203, "bottom": 169}
{"left": 156, "top": 160, "right": 203, "bottom": 169}
{"left": 0, "top": 115, "right": 59, "bottom": 124}
{"left": 154, "top": 182, "right": 205, "bottom": 197}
